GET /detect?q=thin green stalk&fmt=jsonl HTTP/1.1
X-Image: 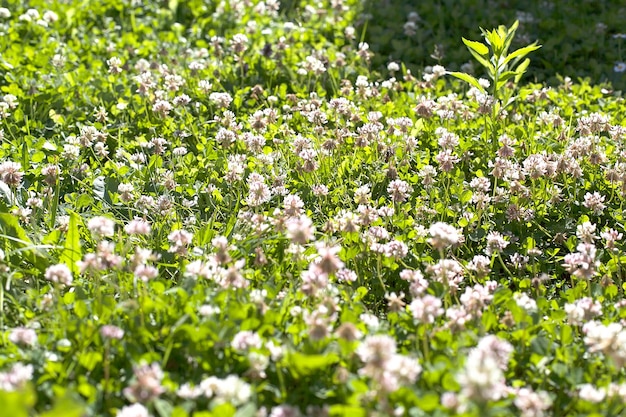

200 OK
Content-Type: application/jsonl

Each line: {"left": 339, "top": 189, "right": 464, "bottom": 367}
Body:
{"left": 102, "top": 342, "right": 111, "bottom": 405}
{"left": 276, "top": 362, "right": 287, "bottom": 401}
{"left": 376, "top": 255, "right": 385, "bottom": 293}
{"left": 497, "top": 252, "right": 513, "bottom": 278}
{"left": 0, "top": 274, "right": 4, "bottom": 333}
{"left": 49, "top": 176, "right": 61, "bottom": 230}
{"left": 421, "top": 331, "right": 430, "bottom": 363}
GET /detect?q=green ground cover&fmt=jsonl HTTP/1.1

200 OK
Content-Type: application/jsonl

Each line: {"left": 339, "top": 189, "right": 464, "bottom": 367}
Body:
{"left": 0, "top": 1, "right": 626, "bottom": 416}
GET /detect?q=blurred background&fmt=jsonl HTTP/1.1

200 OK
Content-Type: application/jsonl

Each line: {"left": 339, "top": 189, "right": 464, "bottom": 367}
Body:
{"left": 357, "top": 0, "right": 626, "bottom": 90}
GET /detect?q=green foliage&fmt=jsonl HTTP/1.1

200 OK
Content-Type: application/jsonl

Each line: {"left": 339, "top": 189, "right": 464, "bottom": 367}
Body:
{"left": 449, "top": 21, "right": 541, "bottom": 149}
{"left": 0, "top": 1, "right": 625, "bottom": 417}
{"left": 452, "top": 21, "right": 541, "bottom": 98}
{"left": 0, "top": 212, "right": 49, "bottom": 271}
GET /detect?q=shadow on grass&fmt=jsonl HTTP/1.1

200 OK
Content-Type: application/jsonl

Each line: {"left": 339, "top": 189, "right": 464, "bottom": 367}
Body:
{"left": 357, "top": 0, "right": 626, "bottom": 89}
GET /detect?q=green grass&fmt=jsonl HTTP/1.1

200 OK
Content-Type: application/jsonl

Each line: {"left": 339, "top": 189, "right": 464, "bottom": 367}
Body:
{"left": 0, "top": 1, "right": 626, "bottom": 416}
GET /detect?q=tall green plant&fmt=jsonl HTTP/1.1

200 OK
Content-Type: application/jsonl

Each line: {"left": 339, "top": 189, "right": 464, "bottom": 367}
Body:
{"left": 448, "top": 21, "right": 541, "bottom": 149}
{"left": 449, "top": 20, "right": 541, "bottom": 103}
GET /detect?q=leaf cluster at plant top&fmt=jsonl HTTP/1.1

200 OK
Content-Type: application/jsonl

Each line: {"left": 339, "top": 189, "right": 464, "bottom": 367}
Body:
{"left": 361, "top": 0, "right": 626, "bottom": 91}
{"left": 1, "top": 0, "right": 626, "bottom": 417}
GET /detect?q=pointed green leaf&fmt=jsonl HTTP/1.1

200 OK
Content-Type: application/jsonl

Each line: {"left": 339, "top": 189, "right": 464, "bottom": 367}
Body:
{"left": 0, "top": 181, "right": 14, "bottom": 206}
{"left": 78, "top": 351, "right": 102, "bottom": 372}
{"left": 329, "top": 406, "right": 366, "bottom": 417}
{"left": 496, "top": 70, "right": 519, "bottom": 90}
{"left": 503, "top": 95, "right": 519, "bottom": 109}
{"left": 503, "top": 43, "right": 541, "bottom": 66}
{"left": 93, "top": 176, "right": 105, "bottom": 201}
{"left": 21, "top": 142, "right": 28, "bottom": 176}
{"left": 460, "top": 189, "right": 473, "bottom": 204}
{"left": 154, "top": 399, "right": 174, "bottom": 417}
{"left": 466, "top": 48, "right": 495, "bottom": 74}
{"left": 60, "top": 211, "right": 82, "bottom": 275}
{"left": 43, "top": 229, "right": 61, "bottom": 246}
{"left": 496, "top": 81, "right": 509, "bottom": 93}
{"left": 210, "top": 403, "right": 236, "bottom": 417}
{"left": 447, "top": 72, "right": 486, "bottom": 92}
{"left": 286, "top": 352, "right": 339, "bottom": 377}
{"left": 0, "top": 386, "right": 35, "bottom": 417}
{"left": 502, "top": 20, "right": 520, "bottom": 55}
{"left": 0, "top": 213, "right": 49, "bottom": 271}
{"left": 39, "top": 394, "right": 84, "bottom": 417}
{"left": 485, "top": 29, "right": 504, "bottom": 56}
{"left": 171, "top": 407, "right": 189, "bottom": 417}
{"left": 514, "top": 58, "right": 531, "bottom": 83}
{"left": 234, "top": 404, "right": 257, "bottom": 417}
{"left": 479, "top": 26, "right": 490, "bottom": 41}
{"left": 0, "top": 213, "right": 30, "bottom": 244}
{"left": 462, "top": 38, "right": 489, "bottom": 56}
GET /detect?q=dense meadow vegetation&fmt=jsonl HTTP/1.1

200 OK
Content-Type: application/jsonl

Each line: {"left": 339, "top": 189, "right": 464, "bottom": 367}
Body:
{"left": 1, "top": 0, "right": 626, "bottom": 416}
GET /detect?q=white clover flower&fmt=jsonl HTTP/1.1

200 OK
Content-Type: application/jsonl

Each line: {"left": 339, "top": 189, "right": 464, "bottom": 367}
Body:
{"left": 21, "top": 8, "right": 40, "bottom": 21}
{"left": 123, "top": 363, "right": 164, "bottom": 403}
{"left": 457, "top": 335, "right": 512, "bottom": 402}
{"left": 44, "top": 263, "right": 73, "bottom": 286}
{"left": 562, "top": 243, "right": 598, "bottom": 279}
{"left": 409, "top": 295, "right": 444, "bottom": 323}
{"left": 578, "top": 384, "right": 606, "bottom": 403}
{"left": 583, "top": 192, "right": 606, "bottom": 215}
{"left": 0, "top": 160, "right": 24, "bottom": 187}
{"left": 106, "top": 56, "right": 123, "bottom": 74}
{"left": 167, "top": 229, "right": 193, "bottom": 255}
{"left": 356, "top": 334, "right": 396, "bottom": 368}
{"left": 387, "top": 62, "right": 400, "bottom": 72}
{"left": 478, "top": 78, "right": 491, "bottom": 88}
{"left": 514, "top": 387, "right": 552, "bottom": 417}
{"left": 576, "top": 221, "right": 598, "bottom": 243}
{"left": 0, "top": 363, "right": 33, "bottom": 391}
{"left": 9, "top": 327, "right": 38, "bottom": 346}
{"left": 359, "top": 313, "right": 380, "bottom": 330}
{"left": 100, "top": 325, "right": 124, "bottom": 340}
{"left": 565, "top": 297, "right": 602, "bottom": 325}
{"left": 43, "top": 10, "right": 58, "bottom": 23}
{"left": 428, "top": 222, "right": 462, "bottom": 249}
{"left": 344, "top": 25, "right": 355, "bottom": 39}
{"left": 387, "top": 179, "right": 412, "bottom": 203}
{"left": 177, "top": 383, "right": 203, "bottom": 399}
{"left": 230, "top": 33, "right": 249, "bottom": 54}
{"left": 134, "top": 264, "right": 158, "bottom": 282}
{"left": 231, "top": 330, "right": 262, "bottom": 352}
{"left": 286, "top": 215, "right": 315, "bottom": 244}
{"left": 485, "top": 231, "right": 509, "bottom": 255}
{"left": 198, "top": 304, "right": 220, "bottom": 317}
{"left": 116, "top": 403, "right": 149, "bottom": 417}
{"left": 432, "top": 65, "right": 446, "bottom": 78}
{"left": 214, "top": 375, "right": 252, "bottom": 406}
{"left": 209, "top": 92, "right": 233, "bottom": 108}
{"left": 514, "top": 293, "right": 538, "bottom": 313}
{"left": 247, "top": 352, "right": 269, "bottom": 378}
{"left": 88, "top": 216, "right": 115, "bottom": 238}
{"left": 152, "top": 99, "right": 172, "bottom": 117}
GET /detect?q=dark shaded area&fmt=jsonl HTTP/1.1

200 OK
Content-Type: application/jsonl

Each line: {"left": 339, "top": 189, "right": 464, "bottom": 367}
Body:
{"left": 358, "top": 0, "right": 626, "bottom": 89}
